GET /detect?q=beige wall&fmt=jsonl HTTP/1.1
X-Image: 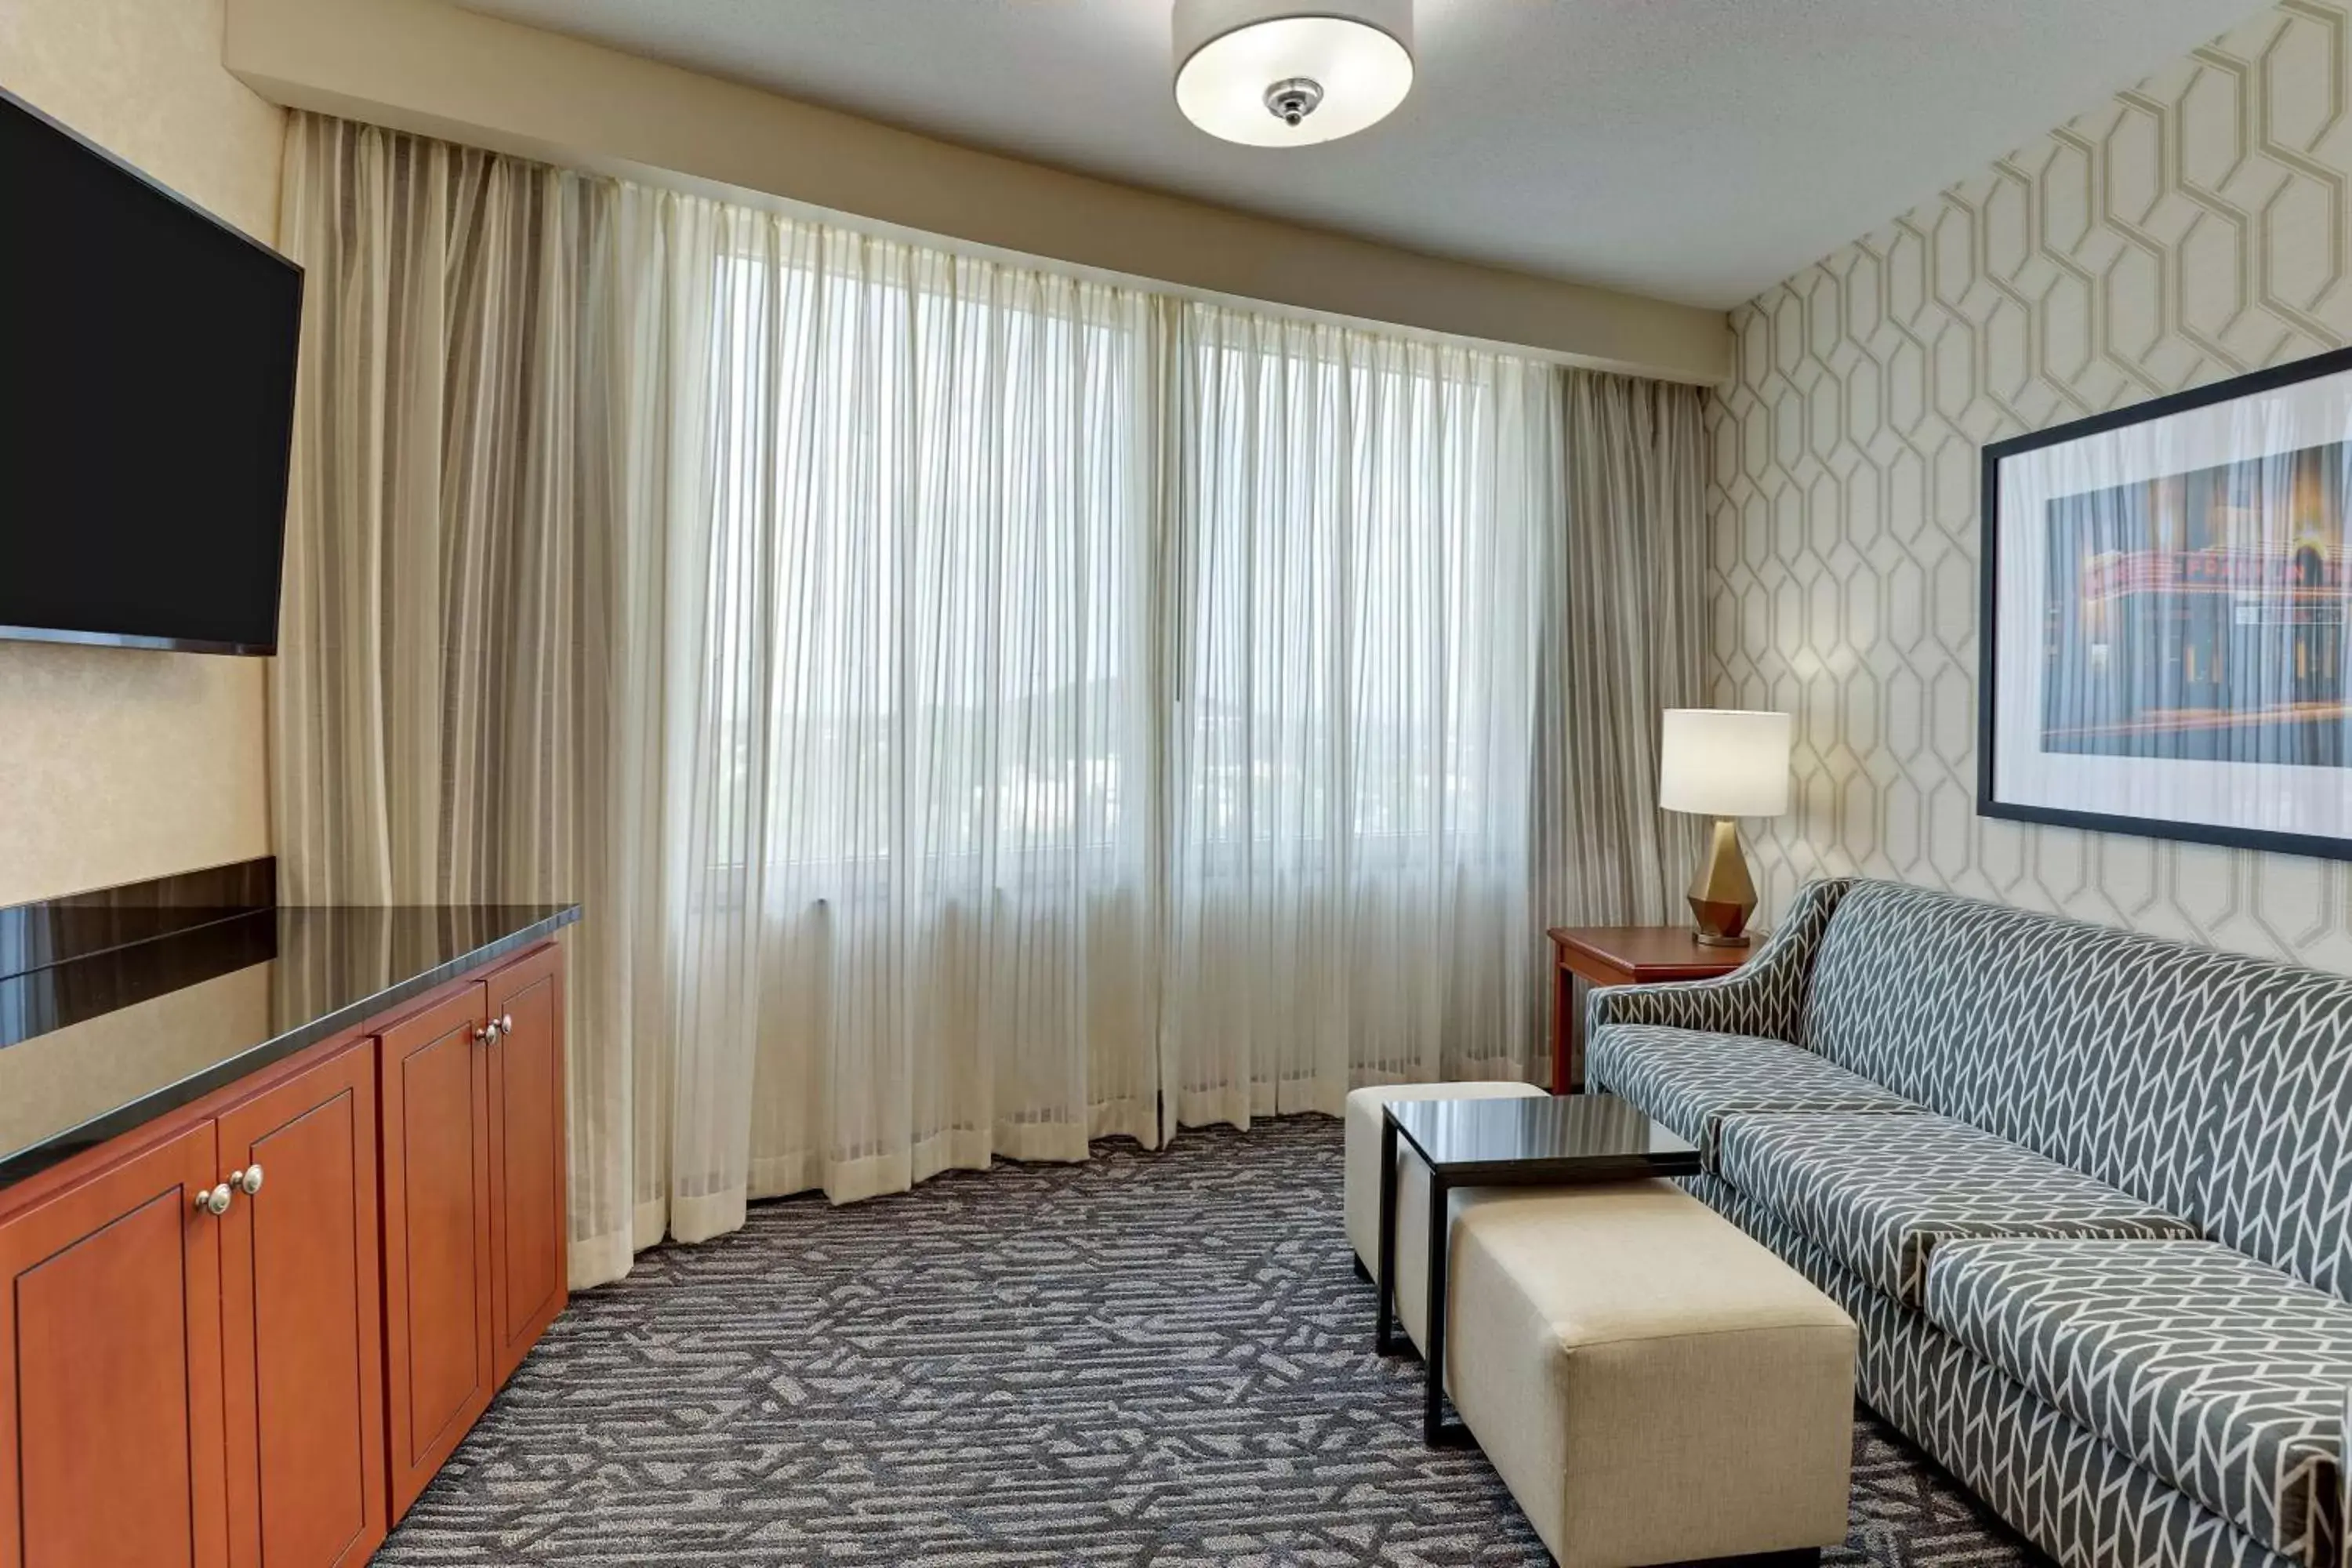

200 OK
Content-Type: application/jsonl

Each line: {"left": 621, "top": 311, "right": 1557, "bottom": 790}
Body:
{"left": 1709, "top": 0, "right": 2352, "bottom": 971}
{"left": 0, "top": 0, "right": 284, "bottom": 906}
{"left": 221, "top": 0, "right": 1727, "bottom": 384}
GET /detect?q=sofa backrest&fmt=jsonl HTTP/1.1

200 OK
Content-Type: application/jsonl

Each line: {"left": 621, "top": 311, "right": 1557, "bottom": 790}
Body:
{"left": 1800, "top": 878, "right": 2352, "bottom": 1300}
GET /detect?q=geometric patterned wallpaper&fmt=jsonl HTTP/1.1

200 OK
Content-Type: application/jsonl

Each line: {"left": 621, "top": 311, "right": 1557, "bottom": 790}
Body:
{"left": 1708, "top": 0, "right": 2352, "bottom": 972}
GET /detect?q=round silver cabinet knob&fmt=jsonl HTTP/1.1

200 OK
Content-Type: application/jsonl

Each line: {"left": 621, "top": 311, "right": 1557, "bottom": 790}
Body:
{"left": 233, "top": 1165, "right": 264, "bottom": 1196}
{"left": 195, "top": 1183, "right": 233, "bottom": 1217}
{"left": 500, "top": 1014, "right": 514, "bottom": 1035}
{"left": 474, "top": 1023, "right": 498, "bottom": 1044}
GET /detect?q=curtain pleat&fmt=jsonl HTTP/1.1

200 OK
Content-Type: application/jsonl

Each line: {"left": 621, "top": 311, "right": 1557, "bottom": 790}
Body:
{"left": 275, "top": 114, "right": 1709, "bottom": 1287}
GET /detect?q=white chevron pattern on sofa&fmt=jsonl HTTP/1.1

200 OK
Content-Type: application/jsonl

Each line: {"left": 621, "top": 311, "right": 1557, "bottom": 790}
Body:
{"left": 1592, "top": 877, "right": 2352, "bottom": 1568}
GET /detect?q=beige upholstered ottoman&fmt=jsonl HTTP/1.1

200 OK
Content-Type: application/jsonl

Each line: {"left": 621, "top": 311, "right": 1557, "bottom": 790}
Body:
{"left": 1430, "top": 1178, "right": 1856, "bottom": 1568}
{"left": 1341, "top": 1080, "right": 1545, "bottom": 1280}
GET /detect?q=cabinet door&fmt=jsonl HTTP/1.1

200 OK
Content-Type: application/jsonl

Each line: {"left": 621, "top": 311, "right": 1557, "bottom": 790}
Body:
{"left": 485, "top": 943, "right": 569, "bottom": 1386}
{"left": 378, "top": 985, "right": 493, "bottom": 1521}
{"left": 217, "top": 1041, "right": 387, "bottom": 1568}
{"left": 0, "top": 1121, "right": 230, "bottom": 1568}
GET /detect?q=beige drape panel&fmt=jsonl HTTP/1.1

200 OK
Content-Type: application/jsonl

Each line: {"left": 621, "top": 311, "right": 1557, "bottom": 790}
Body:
{"left": 275, "top": 119, "right": 652, "bottom": 1283}
{"left": 276, "top": 115, "right": 1709, "bottom": 1288}
{"left": 1533, "top": 371, "right": 1711, "bottom": 932}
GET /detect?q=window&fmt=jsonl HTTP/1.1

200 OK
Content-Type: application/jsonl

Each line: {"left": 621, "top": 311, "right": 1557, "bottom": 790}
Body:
{"left": 697, "top": 238, "right": 1152, "bottom": 897}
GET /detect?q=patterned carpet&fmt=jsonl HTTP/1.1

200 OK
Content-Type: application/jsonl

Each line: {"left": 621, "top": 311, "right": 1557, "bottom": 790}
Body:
{"left": 379, "top": 1116, "right": 2038, "bottom": 1566}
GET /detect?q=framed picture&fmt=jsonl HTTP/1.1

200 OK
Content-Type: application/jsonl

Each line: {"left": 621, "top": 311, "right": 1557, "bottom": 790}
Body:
{"left": 1980, "top": 343, "right": 2352, "bottom": 862}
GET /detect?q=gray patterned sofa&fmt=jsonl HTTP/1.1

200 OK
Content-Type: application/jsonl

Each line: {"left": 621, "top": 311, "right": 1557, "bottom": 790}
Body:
{"left": 1585, "top": 877, "right": 2352, "bottom": 1568}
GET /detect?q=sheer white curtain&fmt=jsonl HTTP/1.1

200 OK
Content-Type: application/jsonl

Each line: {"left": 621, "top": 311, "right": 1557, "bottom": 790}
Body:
{"left": 1159, "top": 307, "right": 1555, "bottom": 1128}
{"left": 631, "top": 194, "right": 1162, "bottom": 1238}
{"left": 279, "top": 117, "right": 1602, "bottom": 1287}
{"left": 279, "top": 118, "right": 1160, "bottom": 1279}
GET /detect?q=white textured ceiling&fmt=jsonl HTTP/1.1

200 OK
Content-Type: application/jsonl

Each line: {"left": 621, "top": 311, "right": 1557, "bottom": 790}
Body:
{"left": 456, "top": 0, "right": 2270, "bottom": 309}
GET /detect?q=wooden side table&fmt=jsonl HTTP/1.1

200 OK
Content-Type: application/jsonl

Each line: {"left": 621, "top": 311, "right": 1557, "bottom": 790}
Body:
{"left": 1546, "top": 926, "right": 1758, "bottom": 1094}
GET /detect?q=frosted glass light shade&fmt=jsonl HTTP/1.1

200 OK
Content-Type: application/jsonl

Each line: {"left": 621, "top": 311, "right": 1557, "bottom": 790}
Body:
{"left": 1174, "top": 0, "right": 1414, "bottom": 147}
{"left": 1659, "top": 710, "right": 1793, "bottom": 819}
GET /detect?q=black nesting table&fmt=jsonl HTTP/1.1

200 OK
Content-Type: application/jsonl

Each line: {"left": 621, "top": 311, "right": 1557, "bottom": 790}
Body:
{"left": 1376, "top": 1093, "right": 1701, "bottom": 1445}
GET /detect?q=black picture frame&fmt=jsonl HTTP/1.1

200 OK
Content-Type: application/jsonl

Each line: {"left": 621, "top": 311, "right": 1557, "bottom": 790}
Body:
{"left": 1977, "top": 341, "right": 2352, "bottom": 864}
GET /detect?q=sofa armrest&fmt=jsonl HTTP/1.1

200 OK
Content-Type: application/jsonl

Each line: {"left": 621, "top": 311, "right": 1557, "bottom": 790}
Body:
{"left": 1585, "top": 877, "right": 1854, "bottom": 1046}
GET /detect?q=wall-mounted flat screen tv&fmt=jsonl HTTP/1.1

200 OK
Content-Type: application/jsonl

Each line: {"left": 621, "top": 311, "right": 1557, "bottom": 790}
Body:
{"left": 0, "top": 88, "right": 303, "bottom": 656}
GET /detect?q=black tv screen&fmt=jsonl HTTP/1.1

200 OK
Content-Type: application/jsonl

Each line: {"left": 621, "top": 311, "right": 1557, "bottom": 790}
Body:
{"left": 0, "top": 89, "right": 302, "bottom": 655}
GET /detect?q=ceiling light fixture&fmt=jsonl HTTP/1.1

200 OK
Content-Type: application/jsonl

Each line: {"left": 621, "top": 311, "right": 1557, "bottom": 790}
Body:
{"left": 1173, "top": 0, "right": 1415, "bottom": 148}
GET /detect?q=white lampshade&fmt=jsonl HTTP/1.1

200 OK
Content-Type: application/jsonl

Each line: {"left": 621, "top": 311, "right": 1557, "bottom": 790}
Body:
{"left": 1173, "top": 0, "right": 1415, "bottom": 147}
{"left": 1658, "top": 710, "right": 1793, "bottom": 819}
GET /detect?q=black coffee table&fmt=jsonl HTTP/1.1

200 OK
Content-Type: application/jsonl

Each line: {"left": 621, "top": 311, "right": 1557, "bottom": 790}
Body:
{"left": 1375, "top": 1093, "right": 1700, "bottom": 1445}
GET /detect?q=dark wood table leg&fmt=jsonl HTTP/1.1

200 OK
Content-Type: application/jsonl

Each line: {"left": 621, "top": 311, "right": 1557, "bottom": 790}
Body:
{"left": 1565, "top": 973, "right": 1586, "bottom": 1094}
{"left": 1375, "top": 1111, "right": 1399, "bottom": 1356}
{"left": 1551, "top": 953, "right": 1573, "bottom": 1094}
{"left": 1422, "top": 1169, "right": 1470, "bottom": 1446}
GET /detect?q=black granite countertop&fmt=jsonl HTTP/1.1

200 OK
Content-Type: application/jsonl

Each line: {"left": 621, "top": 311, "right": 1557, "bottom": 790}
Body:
{"left": 0, "top": 900, "right": 579, "bottom": 1190}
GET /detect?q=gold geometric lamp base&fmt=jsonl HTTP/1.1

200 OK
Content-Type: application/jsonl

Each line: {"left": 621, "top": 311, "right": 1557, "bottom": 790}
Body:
{"left": 1687, "top": 817, "right": 1757, "bottom": 947}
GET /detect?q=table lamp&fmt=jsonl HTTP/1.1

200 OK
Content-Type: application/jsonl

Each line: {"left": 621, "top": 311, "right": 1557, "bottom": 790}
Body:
{"left": 1657, "top": 709, "right": 1793, "bottom": 947}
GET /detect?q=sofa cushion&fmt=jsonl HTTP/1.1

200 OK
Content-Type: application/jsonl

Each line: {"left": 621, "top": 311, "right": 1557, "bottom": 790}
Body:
{"left": 1690, "top": 1173, "right": 2299, "bottom": 1568}
{"left": 1715, "top": 1111, "right": 2198, "bottom": 1305}
{"left": 1587, "top": 1024, "right": 1918, "bottom": 1163}
{"left": 1798, "top": 878, "right": 2352, "bottom": 1301}
{"left": 1926, "top": 1238, "right": 2352, "bottom": 1568}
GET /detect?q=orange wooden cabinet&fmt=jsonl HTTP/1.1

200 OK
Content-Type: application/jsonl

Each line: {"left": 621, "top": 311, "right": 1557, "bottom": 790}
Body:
{"left": 379, "top": 944, "right": 569, "bottom": 1520}
{"left": 218, "top": 1042, "right": 388, "bottom": 1568}
{"left": 487, "top": 944, "right": 569, "bottom": 1388}
{"left": 0, "top": 1037, "right": 382, "bottom": 1568}
{"left": 379, "top": 983, "right": 497, "bottom": 1519}
{"left": 0, "top": 938, "right": 569, "bottom": 1564}
{"left": 0, "top": 1120, "right": 231, "bottom": 1568}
